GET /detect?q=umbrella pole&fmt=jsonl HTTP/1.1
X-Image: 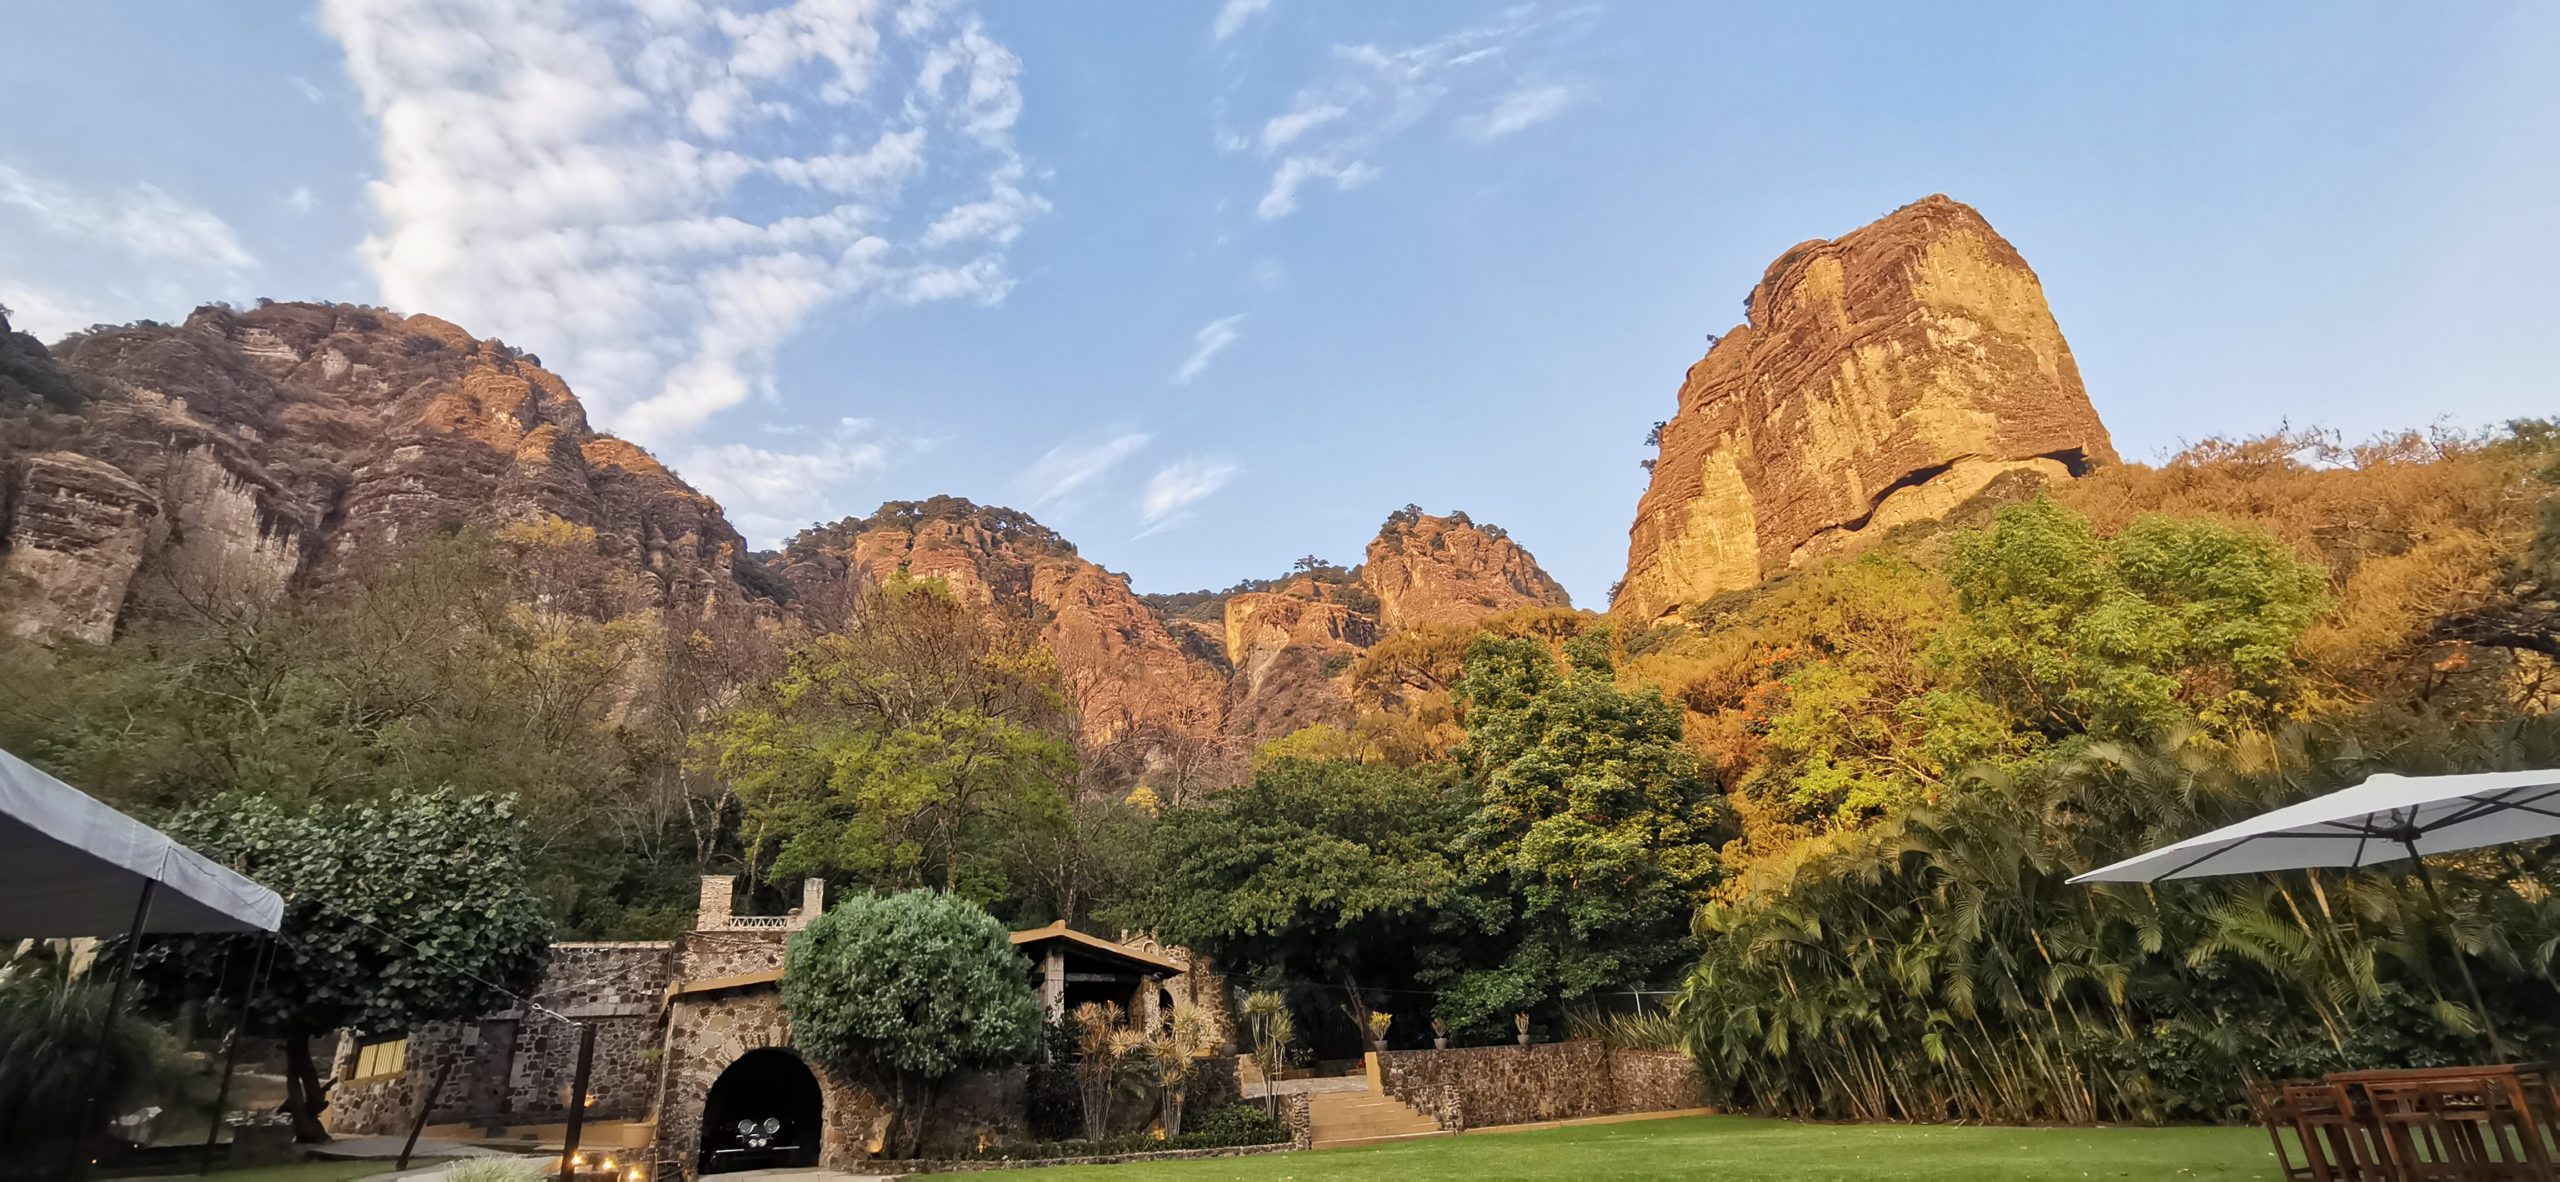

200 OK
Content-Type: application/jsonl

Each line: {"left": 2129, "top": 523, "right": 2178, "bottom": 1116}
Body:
{"left": 2405, "top": 844, "right": 2510, "bottom": 1061}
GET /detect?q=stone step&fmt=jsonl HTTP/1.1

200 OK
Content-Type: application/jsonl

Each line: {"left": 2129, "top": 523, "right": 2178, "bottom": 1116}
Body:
{"left": 1307, "top": 1089, "right": 1441, "bottom": 1148}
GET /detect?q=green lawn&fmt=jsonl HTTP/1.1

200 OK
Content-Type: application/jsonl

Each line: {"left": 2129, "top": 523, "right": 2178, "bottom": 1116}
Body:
{"left": 1013, "top": 1116, "right": 2280, "bottom": 1180}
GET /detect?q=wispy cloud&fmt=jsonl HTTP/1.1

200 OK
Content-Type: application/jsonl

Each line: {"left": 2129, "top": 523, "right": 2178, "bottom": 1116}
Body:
{"left": 1212, "top": 0, "right": 1275, "bottom": 41}
{"left": 287, "top": 75, "right": 326, "bottom": 103}
{"left": 319, "top": 0, "right": 1047, "bottom": 447}
{"left": 676, "top": 417, "right": 894, "bottom": 544}
{"left": 283, "top": 185, "right": 317, "bottom": 215}
{"left": 1172, "top": 314, "right": 1247, "bottom": 385}
{"left": 1138, "top": 457, "right": 1241, "bottom": 536}
{"left": 0, "top": 165, "right": 255, "bottom": 272}
{"left": 1020, "top": 432, "right": 1152, "bottom": 509}
{"left": 0, "top": 164, "right": 258, "bottom": 338}
{"left": 1460, "top": 82, "right": 1579, "bottom": 141}
{"left": 1237, "top": 8, "right": 1590, "bottom": 220}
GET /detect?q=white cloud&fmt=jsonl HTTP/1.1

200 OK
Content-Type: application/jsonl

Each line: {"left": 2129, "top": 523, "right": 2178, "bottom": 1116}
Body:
{"left": 1460, "top": 82, "right": 1579, "bottom": 141}
{"left": 288, "top": 75, "right": 326, "bottom": 103}
{"left": 0, "top": 165, "right": 256, "bottom": 272}
{"left": 1257, "top": 157, "right": 1376, "bottom": 219}
{"left": 1260, "top": 101, "right": 1348, "bottom": 150}
{"left": 1020, "top": 432, "right": 1152, "bottom": 509}
{"left": 319, "top": 0, "right": 1044, "bottom": 447}
{"left": 1237, "top": 10, "right": 1586, "bottom": 218}
{"left": 1171, "top": 314, "right": 1246, "bottom": 384}
{"left": 0, "top": 164, "right": 258, "bottom": 338}
{"left": 284, "top": 185, "right": 318, "bottom": 215}
{"left": 1212, "top": 0, "right": 1275, "bottom": 41}
{"left": 675, "top": 417, "right": 893, "bottom": 544}
{"left": 1137, "top": 457, "right": 1240, "bottom": 537}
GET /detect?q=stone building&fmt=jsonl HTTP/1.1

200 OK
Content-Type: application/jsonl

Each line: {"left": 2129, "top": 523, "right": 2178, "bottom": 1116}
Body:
{"left": 327, "top": 877, "right": 1228, "bottom": 1178}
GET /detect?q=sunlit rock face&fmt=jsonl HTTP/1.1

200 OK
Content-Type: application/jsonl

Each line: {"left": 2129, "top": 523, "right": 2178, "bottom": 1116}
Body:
{"left": 2, "top": 301, "right": 762, "bottom": 642}
{"left": 1363, "top": 511, "right": 1571, "bottom": 633}
{"left": 1614, "top": 195, "right": 2117, "bottom": 621}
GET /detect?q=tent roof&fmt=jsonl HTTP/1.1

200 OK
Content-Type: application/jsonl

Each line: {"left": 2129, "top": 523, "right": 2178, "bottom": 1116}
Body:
{"left": 2072, "top": 769, "right": 2560, "bottom": 883}
{"left": 0, "top": 747, "right": 283, "bottom": 936}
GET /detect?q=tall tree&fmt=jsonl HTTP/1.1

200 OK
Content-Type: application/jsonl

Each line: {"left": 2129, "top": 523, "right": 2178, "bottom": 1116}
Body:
{"left": 1122, "top": 757, "right": 1468, "bottom": 1044}
{"left": 1445, "top": 630, "right": 1728, "bottom": 1029}
{"left": 712, "top": 574, "right": 1077, "bottom": 900}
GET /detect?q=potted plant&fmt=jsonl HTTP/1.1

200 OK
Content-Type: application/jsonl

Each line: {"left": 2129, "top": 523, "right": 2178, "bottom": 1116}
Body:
{"left": 1431, "top": 1016, "right": 1449, "bottom": 1051}
{"left": 1514, "top": 1012, "right": 1532, "bottom": 1048}
{"left": 1366, "top": 1010, "right": 1394, "bottom": 1055}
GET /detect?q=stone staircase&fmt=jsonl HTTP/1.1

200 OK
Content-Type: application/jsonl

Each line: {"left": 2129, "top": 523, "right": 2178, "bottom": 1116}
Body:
{"left": 1306, "top": 1087, "right": 1443, "bottom": 1149}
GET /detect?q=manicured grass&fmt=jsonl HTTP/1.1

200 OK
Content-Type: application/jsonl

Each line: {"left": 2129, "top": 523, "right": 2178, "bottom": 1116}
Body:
{"left": 1012, "top": 1115, "right": 2280, "bottom": 1180}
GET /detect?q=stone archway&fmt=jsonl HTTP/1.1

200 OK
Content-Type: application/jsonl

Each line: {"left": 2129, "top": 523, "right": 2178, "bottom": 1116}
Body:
{"left": 698, "top": 1048, "right": 823, "bottom": 1173}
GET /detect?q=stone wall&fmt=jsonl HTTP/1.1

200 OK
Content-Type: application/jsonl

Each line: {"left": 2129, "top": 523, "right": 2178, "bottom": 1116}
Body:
{"left": 1374, "top": 1040, "right": 1701, "bottom": 1131}
{"left": 650, "top": 984, "right": 884, "bottom": 1180}
{"left": 326, "top": 941, "right": 676, "bottom": 1135}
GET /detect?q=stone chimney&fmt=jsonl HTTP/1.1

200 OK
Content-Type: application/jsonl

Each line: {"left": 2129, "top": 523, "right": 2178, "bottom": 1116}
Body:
{"left": 696, "top": 875, "right": 735, "bottom": 931}
{"left": 799, "top": 878, "right": 826, "bottom": 920}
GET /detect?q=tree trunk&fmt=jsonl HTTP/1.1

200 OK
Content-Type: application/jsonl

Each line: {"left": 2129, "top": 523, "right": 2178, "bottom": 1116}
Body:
{"left": 281, "top": 1033, "right": 333, "bottom": 1143}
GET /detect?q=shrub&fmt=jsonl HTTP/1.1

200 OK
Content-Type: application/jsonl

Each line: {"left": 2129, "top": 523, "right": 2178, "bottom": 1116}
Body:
{"left": 782, "top": 890, "right": 1039, "bottom": 1157}
{"left": 1184, "top": 1103, "right": 1287, "bottom": 1144}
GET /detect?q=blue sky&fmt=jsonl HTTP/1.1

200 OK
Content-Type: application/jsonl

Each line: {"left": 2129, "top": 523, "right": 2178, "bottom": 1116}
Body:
{"left": 3, "top": 2, "right": 2555, "bottom": 604}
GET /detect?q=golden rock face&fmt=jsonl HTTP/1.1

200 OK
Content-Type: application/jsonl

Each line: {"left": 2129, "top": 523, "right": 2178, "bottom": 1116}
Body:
{"left": 1614, "top": 195, "right": 2117, "bottom": 621}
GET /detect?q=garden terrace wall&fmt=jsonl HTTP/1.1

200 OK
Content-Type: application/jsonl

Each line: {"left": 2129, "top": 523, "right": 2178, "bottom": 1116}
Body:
{"left": 1374, "top": 1040, "right": 1701, "bottom": 1130}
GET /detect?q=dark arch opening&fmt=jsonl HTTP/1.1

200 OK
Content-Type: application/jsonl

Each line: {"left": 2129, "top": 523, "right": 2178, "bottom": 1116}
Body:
{"left": 699, "top": 1047, "right": 823, "bottom": 1173}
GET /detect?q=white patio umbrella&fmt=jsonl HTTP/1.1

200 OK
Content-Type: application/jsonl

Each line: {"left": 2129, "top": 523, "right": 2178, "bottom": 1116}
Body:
{"left": 2071, "top": 768, "right": 2560, "bottom": 1059}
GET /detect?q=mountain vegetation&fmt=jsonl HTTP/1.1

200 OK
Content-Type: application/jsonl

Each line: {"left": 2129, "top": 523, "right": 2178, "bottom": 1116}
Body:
{"left": 4, "top": 197, "right": 2557, "bottom": 1136}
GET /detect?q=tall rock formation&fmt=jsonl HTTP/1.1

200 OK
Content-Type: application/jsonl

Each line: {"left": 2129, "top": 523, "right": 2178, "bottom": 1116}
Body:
{"left": 1614, "top": 195, "right": 2116, "bottom": 621}
{"left": 1150, "top": 508, "right": 1573, "bottom": 744}
{"left": 1366, "top": 508, "right": 1571, "bottom": 631}
{"left": 767, "top": 498, "right": 1236, "bottom": 793}
{"left": 0, "top": 301, "right": 762, "bottom": 640}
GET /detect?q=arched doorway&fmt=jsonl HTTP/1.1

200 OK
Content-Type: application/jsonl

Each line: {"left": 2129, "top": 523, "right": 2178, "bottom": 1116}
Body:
{"left": 698, "top": 1047, "right": 823, "bottom": 1173}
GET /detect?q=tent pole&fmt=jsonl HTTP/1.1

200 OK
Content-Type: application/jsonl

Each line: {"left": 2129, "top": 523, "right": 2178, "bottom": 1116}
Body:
{"left": 70, "top": 877, "right": 158, "bottom": 1179}
{"left": 200, "top": 935, "right": 271, "bottom": 1175}
{"left": 2405, "top": 843, "right": 2510, "bottom": 1061}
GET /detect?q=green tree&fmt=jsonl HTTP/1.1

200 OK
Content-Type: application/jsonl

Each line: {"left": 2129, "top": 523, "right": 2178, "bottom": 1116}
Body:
{"left": 781, "top": 890, "right": 1040, "bottom": 1156}
{"left": 1446, "top": 631, "right": 1727, "bottom": 1028}
{"left": 1939, "top": 498, "right": 2328, "bottom": 738}
{"left": 145, "top": 790, "right": 552, "bottom": 1141}
{"left": 712, "top": 574, "right": 1076, "bottom": 901}
{"left": 1120, "top": 758, "right": 1466, "bottom": 1041}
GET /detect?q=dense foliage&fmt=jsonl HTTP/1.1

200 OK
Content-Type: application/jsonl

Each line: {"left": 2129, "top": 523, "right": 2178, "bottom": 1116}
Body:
{"left": 782, "top": 889, "right": 1040, "bottom": 1156}
{"left": 712, "top": 574, "right": 1078, "bottom": 904}
{"left": 147, "top": 789, "right": 553, "bottom": 1138}
{"left": 0, "top": 958, "right": 160, "bottom": 1165}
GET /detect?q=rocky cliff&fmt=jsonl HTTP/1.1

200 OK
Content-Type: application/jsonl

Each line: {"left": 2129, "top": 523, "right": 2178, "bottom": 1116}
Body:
{"left": 0, "top": 301, "right": 762, "bottom": 640}
{"left": 1614, "top": 195, "right": 2117, "bottom": 621}
{"left": 767, "top": 497, "right": 1236, "bottom": 788}
{"left": 1366, "top": 508, "right": 1571, "bottom": 631}
{"left": 2, "top": 300, "right": 1577, "bottom": 778}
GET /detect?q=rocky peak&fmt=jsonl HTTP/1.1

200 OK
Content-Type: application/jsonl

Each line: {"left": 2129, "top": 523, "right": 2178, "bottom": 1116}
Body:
{"left": 2, "top": 301, "right": 759, "bottom": 642}
{"left": 1614, "top": 195, "right": 2117, "bottom": 620}
{"left": 767, "top": 497, "right": 1227, "bottom": 769}
{"left": 1362, "top": 506, "right": 1571, "bottom": 631}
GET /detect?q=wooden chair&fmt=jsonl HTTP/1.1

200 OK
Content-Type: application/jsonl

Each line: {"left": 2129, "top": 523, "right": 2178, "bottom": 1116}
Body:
{"left": 2364, "top": 1079, "right": 2477, "bottom": 1180}
{"left": 2249, "top": 1079, "right": 2322, "bottom": 1182}
{"left": 2416, "top": 1077, "right": 2555, "bottom": 1181}
{"left": 2286, "top": 1082, "right": 2389, "bottom": 1182}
